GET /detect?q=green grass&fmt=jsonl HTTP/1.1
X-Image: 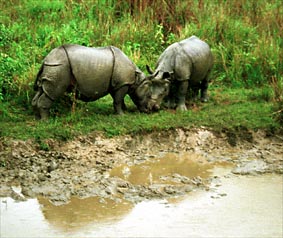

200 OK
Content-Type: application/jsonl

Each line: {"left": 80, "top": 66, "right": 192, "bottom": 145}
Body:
{"left": 0, "top": 0, "right": 282, "bottom": 140}
{"left": 0, "top": 87, "right": 279, "bottom": 141}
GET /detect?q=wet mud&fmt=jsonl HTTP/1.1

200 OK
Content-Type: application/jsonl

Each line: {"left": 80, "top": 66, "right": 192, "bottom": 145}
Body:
{"left": 0, "top": 128, "right": 282, "bottom": 205}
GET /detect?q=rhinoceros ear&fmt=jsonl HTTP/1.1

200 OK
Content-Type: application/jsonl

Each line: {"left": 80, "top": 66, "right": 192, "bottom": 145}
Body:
{"left": 135, "top": 70, "right": 143, "bottom": 80}
{"left": 151, "top": 77, "right": 170, "bottom": 86}
{"left": 146, "top": 65, "right": 154, "bottom": 74}
{"left": 135, "top": 79, "right": 151, "bottom": 98}
{"left": 162, "top": 71, "right": 174, "bottom": 80}
{"left": 135, "top": 70, "right": 141, "bottom": 76}
{"left": 149, "top": 70, "right": 170, "bottom": 80}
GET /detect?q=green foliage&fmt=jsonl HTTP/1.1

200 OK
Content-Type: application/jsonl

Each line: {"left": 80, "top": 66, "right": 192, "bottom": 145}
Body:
{"left": 271, "top": 76, "right": 283, "bottom": 125}
{"left": 0, "top": 23, "right": 12, "bottom": 48}
{"left": 1, "top": 0, "right": 281, "bottom": 92}
{"left": 248, "top": 87, "right": 274, "bottom": 102}
{"left": 35, "top": 135, "right": 50, "bottom": 151}
{"left": 25, "top": 0, "right": 64, "bottom": 18}
{"left": 0, "top": 0, "right": 282, "bottom": 138}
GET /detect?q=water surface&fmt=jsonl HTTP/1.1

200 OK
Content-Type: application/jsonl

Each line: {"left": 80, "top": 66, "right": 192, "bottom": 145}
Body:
{"left": 1, "top": 173, "right": 282, "bottom": 237}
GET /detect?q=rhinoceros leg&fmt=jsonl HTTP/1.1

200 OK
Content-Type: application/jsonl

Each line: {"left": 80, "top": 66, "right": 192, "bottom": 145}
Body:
{"left": 200, "top": 76, "right": 209, "bottom": 102}
{"left": 176, "top": 80, "right": 189, "bottom": 111}
{"left": 111, "top": 85, "right": 129, "bottom": 114}
{"left": 187, "top": 84, "right": 200, "bottom": 102}
{"left": 32, "top": 91, "right": 53, "bottom": 120}
{"left": 31, "top": 89, "right": 42, "bottom": 120}
{"left": 191, "top": 86, "right": 200, "bottom": 102}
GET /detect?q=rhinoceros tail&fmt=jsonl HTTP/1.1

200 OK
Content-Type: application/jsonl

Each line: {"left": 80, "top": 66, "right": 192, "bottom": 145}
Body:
{"left": 34, "top": 63, "right": 44, "bottom": 91}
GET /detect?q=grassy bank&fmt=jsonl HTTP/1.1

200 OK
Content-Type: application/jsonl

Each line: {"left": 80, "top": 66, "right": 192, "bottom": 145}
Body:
{"left": 0, "top": 0, "right": 282, "bottom": 140}
{"left": 0, "top": 86, "right": 280, "bottom": 142}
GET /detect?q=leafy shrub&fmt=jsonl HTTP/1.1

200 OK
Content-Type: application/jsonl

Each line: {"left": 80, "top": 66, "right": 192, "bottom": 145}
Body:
{"left": 271, "top": 76, "right": 283, "bottom": 125}
{"left": 0, "top": 52, "right": 24, "bottom": 101}
{"left": 25, "top": 0, "right": 64, "bottom": 21}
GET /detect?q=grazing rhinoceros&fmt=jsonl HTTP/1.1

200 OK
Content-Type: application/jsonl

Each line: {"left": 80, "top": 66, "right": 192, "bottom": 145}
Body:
{"left": 146, "top": 36, "right": 213, "bottom": 111}
{"left": 32, "top": 44, "right": 170, "bottom": 119}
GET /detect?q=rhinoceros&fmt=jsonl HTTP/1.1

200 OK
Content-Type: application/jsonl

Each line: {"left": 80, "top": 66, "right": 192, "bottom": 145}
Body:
{"left": 146, "top": 36, "right": 213, "bottom": 111}
{"left": 32, "top": 44, "right": 170, "bottom": 119}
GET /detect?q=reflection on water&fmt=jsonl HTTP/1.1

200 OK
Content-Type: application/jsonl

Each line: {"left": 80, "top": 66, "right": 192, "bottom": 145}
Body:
{"left": 1, "top": 174, "right": 282, "bottom": 238}
{"left": 38, "top": 196, "right": 133, "bottom": 231}
{"left": 110, "top": 152, "right": 212, "bottom": 185}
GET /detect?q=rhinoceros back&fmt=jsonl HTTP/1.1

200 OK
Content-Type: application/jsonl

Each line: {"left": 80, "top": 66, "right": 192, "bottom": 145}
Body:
{"left": 110, "top": 46, "right": 137, "bottom": 89}
{"left": 156, "top": 36, "right": 213, "bottom": 83}
{"left": 65, "top": 45, "right": 113, "bottom": 99}
{"left": 64, "top": 45, "right": 137, "bottom": 99}
{"left": 178, "top": 36, "right": 213, "bottom": 82}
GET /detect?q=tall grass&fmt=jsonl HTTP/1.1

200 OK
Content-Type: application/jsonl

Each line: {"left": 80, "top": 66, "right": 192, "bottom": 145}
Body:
{"left": 0, "top": 0, "right": 282, "bottom": 122}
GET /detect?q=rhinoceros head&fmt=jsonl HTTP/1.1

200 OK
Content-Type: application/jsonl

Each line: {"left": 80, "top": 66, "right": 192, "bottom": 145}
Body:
{"left": 130, "top": 70, "right": 170, "bottom": 112}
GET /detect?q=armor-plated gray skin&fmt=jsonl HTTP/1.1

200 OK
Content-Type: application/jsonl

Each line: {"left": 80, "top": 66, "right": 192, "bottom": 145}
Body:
{"left": 32, "top": 44, "right": 169, "bottom": 119}
{"left": 147, "top": 36, "right": 213, "bottom": 111}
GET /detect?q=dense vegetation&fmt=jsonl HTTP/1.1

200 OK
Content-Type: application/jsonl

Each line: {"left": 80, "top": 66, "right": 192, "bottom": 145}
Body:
{"left": 0, "top": 0, "right": 282, "bottom": 141}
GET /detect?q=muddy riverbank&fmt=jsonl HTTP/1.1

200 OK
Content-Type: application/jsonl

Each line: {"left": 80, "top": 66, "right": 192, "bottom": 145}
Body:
{"left": 0, "top": 127, "right": 282, "bottom": 205}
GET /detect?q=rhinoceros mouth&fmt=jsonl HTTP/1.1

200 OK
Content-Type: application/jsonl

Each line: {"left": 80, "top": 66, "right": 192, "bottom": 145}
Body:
{"left": 146, "top": 99, "right": 161, "bottom": 112}
{"left": 137, "top": 105, "right": 149, "bottom": 113}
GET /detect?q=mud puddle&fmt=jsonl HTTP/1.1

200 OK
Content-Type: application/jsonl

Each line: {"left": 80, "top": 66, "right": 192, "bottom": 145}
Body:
{"left": 1, "top": 172, "right": 282, "bottom": 238}
{"left": 110, "top": 152, "right": 213, "bottom": 185}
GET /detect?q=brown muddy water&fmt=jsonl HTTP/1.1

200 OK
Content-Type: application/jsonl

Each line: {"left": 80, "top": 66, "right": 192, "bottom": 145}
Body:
{"left": 1, "top": 153, "right": 282, "bottom": 238}
{"left": 109, "top": 152, "right": 213, "bottom": 186}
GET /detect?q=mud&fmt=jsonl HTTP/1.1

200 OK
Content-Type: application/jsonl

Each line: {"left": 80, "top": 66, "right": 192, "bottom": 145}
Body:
{"left": 0, "top": 128, "right": 282, "bottom": 205}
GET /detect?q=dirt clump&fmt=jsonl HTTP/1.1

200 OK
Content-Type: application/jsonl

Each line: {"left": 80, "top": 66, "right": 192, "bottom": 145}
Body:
{"left": 0, "top": 128, "right": 282, "bottom": 205}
